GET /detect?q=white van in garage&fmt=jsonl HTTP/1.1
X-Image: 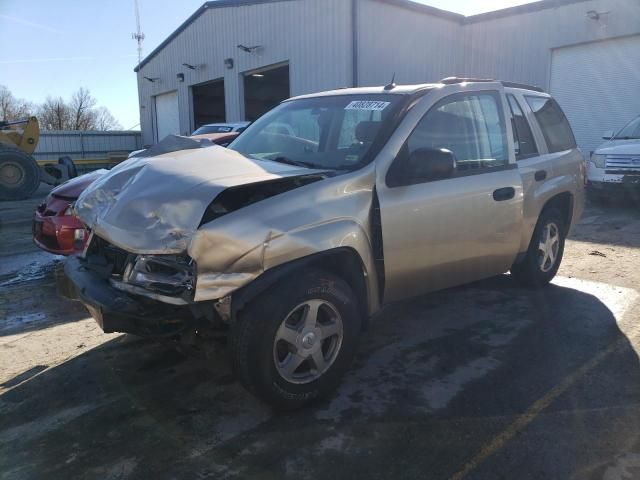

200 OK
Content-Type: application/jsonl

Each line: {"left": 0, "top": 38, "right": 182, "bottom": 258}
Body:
{"left": 588, "top": 115, "right": 640, "bottom": 201}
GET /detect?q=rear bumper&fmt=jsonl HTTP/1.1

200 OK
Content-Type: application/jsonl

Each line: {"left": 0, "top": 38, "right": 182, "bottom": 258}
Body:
{"left": 60, "top": 256, "right": 191, "bottom": 336}
{"left": 33, "top": 212, "right": 87, "bottom": 255}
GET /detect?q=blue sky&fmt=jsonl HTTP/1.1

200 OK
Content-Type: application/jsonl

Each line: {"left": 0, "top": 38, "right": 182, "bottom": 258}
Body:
{"left": 0, "top": 0, "right": 532, "bottom": 130}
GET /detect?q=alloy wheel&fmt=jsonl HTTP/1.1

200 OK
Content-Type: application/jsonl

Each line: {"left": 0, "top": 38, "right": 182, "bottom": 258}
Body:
{"left": 273, "top": 299, "right": 344, "bottom": 384}
{"left": 537, "top": 222, "right": 560, "bottom": 273}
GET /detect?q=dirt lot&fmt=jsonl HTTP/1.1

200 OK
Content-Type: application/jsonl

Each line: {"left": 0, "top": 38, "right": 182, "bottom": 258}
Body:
{"left": 1, "top": 189, "right": 640, "bottom": 480}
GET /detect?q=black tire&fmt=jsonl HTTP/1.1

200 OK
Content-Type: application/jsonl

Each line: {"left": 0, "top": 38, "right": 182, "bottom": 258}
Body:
{"left": 510, "top": 208, "right": 566, "bottom": 288}
{"left": 0, "top": 146, "right": 40, "bottom": 201}
{"left": 58, "top": 156, "right": 78, "bottom": 179}
{"left": 230, "top": 269, "right": 361, "bottom": 410}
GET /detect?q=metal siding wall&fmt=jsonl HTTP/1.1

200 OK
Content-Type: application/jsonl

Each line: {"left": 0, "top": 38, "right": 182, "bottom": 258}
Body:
{"left": 550, "top": 34, "right": 640, "bottom": 153}
{"left": 137, "top": 0, "right": 352, "bottom": 145}
{"left": 462, "top": 0, "right": 640, "bottom": 89}
{"left": 136, "top": 0, "right": 640, "bottom": 146}
{"left": 356, "top": 0, "right": 464, "bottom": 86}
{"left": 33, "top": 131, "right": 142, "bottom": 161}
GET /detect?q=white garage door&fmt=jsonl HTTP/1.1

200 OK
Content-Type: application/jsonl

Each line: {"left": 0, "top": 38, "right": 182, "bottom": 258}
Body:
{"left": 154, "top": 91, "right": 180, "bottom": 141}
{"left": 550, "top": 35, "right": 640, "bottom": 154}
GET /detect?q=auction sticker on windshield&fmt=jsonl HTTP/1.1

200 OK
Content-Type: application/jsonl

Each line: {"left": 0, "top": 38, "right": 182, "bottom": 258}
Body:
{"left": 344, "top": 100, "right": 390, "bottom": 111}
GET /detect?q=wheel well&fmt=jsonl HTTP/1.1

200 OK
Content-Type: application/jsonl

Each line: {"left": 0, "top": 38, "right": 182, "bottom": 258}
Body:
{"left": 542, "top": 192, "right": 573, "bottom": 233}
{"left": 306, "top": 249, "right": 369, "bottom": 325}
{"left": 231, "top": 248, "right": 370, "bottom": 328}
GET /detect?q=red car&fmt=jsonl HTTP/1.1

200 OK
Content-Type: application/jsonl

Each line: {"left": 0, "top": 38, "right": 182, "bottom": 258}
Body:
{"left": 32, "top": 133, "right": 243, "bottom": 255}
{"left": 33, "top": 169, "right": 106, "bottom": 255}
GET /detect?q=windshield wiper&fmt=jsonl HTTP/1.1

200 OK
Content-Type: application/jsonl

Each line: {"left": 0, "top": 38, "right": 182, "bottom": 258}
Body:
{"left": 269, "top": 156, "right": 321, "bottom": 169}
{"left": 613, "top": 136, "right": 640, "bottom": 140}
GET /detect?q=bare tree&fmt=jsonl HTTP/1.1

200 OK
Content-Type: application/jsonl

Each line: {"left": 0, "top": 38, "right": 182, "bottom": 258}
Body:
{"left": 93, "top": 106, "right": 122, "bottom": 131}
{"left": 2, "top": 85, "right": 122, "bottom": 131}
{"left": 0, "top": 85, "right": 34, "bottom": 122}
{"left": 38, "top": 96, "right": 71, "bottom": 131}
{"left": 69, "top": 87, "right": 97, "bottom": 130}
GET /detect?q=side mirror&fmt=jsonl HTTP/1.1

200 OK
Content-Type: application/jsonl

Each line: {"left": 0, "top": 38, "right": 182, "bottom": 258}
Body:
{"left": 407, "top": 147, "right": 456, "bottom": 180}
{"left": 602, "top": 130, "right": 614, "bottom": 140}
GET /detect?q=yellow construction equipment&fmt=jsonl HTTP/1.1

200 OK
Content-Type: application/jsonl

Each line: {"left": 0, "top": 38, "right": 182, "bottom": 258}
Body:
{"left": 0, "top": 117, "right": 77, "bottom": 200}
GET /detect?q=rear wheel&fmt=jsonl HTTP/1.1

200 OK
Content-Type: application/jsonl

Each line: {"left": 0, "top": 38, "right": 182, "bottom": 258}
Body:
{"left": 511, "top": 208, "right": 565, "bottom": 287}
{"left": 0, "top": 146, "right": 40, "bottom": 200}
{"left": 230, "top": 269, "right": 361, "bottom": 410}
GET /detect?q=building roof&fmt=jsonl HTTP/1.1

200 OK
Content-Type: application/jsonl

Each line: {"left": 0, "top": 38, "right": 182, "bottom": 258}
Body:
{"left": 134, "top": 0, "right": 593, "bottom": 72}
{"left": 134, "top": 0, "right": 299, "bottom": 72}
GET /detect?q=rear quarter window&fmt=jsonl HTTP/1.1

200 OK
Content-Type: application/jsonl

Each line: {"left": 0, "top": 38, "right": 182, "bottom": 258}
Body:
{"left": 525, "top": 96, "right": 576, "bottom": 153}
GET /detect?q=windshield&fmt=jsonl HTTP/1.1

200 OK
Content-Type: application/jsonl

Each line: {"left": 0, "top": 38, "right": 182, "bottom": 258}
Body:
{"left": 229, "top": 95, "right": 403, "bottom": 170}
{"left": 192, "top": 125, "right": 234, "bottom": 134}
{"left": 614, "top": 116, "right": 640, "bottom": 139}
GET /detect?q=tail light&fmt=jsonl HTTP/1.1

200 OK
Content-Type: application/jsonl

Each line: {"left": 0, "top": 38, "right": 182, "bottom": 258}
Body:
{"left": 73, "top": 229, "right": 86, "bottom": 250}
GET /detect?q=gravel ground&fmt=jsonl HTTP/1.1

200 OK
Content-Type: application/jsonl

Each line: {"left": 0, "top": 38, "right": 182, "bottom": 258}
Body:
{"left": 1, "top": 191, "right": 639, "bottom": 480}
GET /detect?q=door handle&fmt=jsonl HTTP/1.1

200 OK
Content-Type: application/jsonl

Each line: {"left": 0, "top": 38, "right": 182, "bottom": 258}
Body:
{"left": 493, "top": 187, "right": 515, "bottom": 202}
{"left": 535, "top": 170, "right": 547, "bottom": 181}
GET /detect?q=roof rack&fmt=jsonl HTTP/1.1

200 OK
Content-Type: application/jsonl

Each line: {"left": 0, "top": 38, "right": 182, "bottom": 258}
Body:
{"left": 439, "top": 77, "right": 545, "bottom": 93}
{"left": 501, "top": 81, "right": 545, "bottom": 93}
{"left": 440, "top": 76, "right": 494, "bottom": 84}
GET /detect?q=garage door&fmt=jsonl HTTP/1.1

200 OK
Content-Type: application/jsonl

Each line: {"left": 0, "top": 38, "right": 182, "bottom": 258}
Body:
{"left": 550, "top": 35, "right": 640, "bottom": 154}
{"left": 155, "top": 91, "right": 180, "bottom": 141}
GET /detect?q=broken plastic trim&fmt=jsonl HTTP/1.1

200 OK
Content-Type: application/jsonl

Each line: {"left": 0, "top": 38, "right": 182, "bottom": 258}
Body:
{"left": 122, "top": 255, "right": 195, "bottom": 297}
{"left": 199, "top": 173, "right": 328, "bottom": 226}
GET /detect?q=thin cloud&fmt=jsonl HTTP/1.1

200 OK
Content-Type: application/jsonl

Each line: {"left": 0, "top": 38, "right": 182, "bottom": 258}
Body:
{"left": 0, "top": 54, "right": 137, "bottom": 65}
{"left": 0, "top": 14, "right": 64, "bottom": 34}
{"left": 0, "top": 56, "right": 94, "bottom": 65}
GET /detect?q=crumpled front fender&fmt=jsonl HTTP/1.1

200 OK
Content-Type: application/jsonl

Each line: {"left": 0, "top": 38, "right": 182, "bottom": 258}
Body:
{"left": 187, "top": 165, "right": 380, "bottom": 314}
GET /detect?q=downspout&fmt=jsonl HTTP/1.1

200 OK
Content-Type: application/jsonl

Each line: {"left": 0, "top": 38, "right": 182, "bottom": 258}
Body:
{"left": 351, "top": 0, "right": 359, "bottom": 87}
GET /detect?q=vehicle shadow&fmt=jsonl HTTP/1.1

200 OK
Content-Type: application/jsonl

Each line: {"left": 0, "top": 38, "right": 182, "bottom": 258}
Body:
{"left": 1, "top": 275, "right": 639, "bottom": 479}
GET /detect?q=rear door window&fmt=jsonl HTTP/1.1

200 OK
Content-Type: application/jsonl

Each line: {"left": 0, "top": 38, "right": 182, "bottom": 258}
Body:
{"left": 506, "top": 94, "right": 538, "bottom": 159}
{"left": 525, "top": 96, "right": 576, "bottom": 153}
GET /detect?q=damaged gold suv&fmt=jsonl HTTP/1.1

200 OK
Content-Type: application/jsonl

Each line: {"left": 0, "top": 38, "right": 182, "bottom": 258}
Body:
{"left": 63, "top": 78, "right": 585, "bottom": 409}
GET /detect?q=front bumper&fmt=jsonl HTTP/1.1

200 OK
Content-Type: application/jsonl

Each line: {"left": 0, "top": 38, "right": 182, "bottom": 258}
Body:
{"left": 588, "top": 178, "right": 640, "bottom": 195}
{"left": 60, "top": 256, "right": 191, "bottom": 336}
{"left": 587, "top": 163, "right": 640, "bottom": 189}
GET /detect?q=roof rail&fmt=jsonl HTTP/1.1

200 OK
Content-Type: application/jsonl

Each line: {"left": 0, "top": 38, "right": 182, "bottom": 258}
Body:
{"left": 439, "top": 77, "right": 546, "bottom": 93}
{"left": 501, "top": 81, "right": 545, "bottom": 93}
{"left": 440, "top": 76, "right": 494, "bottom": 84}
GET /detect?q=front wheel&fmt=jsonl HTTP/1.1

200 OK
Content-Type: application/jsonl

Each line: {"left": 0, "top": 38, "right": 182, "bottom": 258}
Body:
{"left": 511, "top": 208, "right": 566, "bottom": 287}
{"left": 230, "top": 269, "right": 361, "bottom": 410}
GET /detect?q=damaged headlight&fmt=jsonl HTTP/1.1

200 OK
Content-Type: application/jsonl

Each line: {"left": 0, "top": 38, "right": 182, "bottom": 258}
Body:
{"left": 122, "top": 255, "right": 195, "bottom": 296}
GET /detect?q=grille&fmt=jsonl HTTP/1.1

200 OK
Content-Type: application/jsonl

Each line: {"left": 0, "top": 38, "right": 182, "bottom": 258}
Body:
{"left": 88, "top": 236, "right": 134, "bottom": 276}
{"left": 605, "top": 154, "right": 640, "bottom": 174}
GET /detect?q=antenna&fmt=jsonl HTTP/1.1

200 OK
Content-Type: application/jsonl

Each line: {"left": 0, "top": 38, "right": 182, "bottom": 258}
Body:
{"left": 384, "top": 73, "right": 396, "bottom": 90}
{"left": 132, "top": 0, "right": 145, "bottom": 66}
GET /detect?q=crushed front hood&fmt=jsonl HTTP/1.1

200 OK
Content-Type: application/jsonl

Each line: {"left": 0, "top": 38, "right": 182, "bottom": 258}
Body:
{"left": 75, "top": 146, "right": 317, "bottom": 253}
{"left": 51, "top": 169, "right": 107, "bottom": 199}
